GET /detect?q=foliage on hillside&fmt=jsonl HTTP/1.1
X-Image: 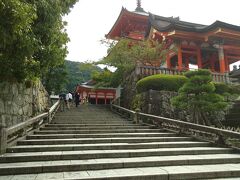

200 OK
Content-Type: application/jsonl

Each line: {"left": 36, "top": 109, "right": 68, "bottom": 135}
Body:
{"left": 42, "top": 60, "right": 101, "bottom": 94}
{"left": 0, "top": 0, "right": 78, "bottom": 83}
{"left": 65, "top": 61, "right": 101, "bottom": 92}
{"left": 91, "top": 68, "right": 122, "bottom": 88}
{"left": 171, "top": 69, "right": 228, "bottom": 126}
{"left": 136, "top": 74, "right": 188, "bottom": 93}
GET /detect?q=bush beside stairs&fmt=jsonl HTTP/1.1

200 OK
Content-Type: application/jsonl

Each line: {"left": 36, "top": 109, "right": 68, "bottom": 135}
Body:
{"left": 0, "top": 105, "right": 240, "bottom": 179}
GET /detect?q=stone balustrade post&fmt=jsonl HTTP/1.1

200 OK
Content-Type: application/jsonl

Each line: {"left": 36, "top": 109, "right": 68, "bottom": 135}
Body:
{"left": 134, "top": 108, "right": 140, "bottom": 124}
{"left": 147, "top": 89, "right": 153, "bottom": 124}
{"left": 44, "top": 108, "right": 50, "bottom": 124}
{"left": 47, "top": 110, "right": 51, "bottom": 123}
{"left": 0, "top": 119, "right": 7, "bottom": 154}
{"left": 216, "top": 133, "right": 226, "bottom": 146}
{"left": 110, "top": 102, "right": 113, "bottom": 112}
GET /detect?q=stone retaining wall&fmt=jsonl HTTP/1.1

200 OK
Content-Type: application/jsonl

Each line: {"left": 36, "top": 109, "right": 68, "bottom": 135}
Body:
{"left": 140, "top": 90, "right": 190, "bottom": 121}
{"left": 139, "top": 89, "right": 225, "bottom": 123}
{"left": 0, "top": 81, "right": 49, "bottom": 127}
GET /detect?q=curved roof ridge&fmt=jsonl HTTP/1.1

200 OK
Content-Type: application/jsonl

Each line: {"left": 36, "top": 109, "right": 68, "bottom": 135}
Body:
{"left": 149, "top": 13, "right": 240, "bottom": 33}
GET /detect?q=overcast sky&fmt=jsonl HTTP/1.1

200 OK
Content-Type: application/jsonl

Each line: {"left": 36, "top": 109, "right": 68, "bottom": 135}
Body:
{"left": 64, "top": 0, "right": 240, "bottom": 64}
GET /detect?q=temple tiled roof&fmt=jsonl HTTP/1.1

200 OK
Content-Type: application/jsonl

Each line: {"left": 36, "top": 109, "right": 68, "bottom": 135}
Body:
{"left": 148, "top": 13, "right": 240, "bottom": 33}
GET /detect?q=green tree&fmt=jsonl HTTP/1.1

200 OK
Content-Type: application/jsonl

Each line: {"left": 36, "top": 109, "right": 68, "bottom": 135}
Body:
{"left": 97, "top": 38, "right": 169, "bottom": 86}
{"left": 99, "top": 38, "right": 168, "bottom": 69}
{"left": 171, "top": 69, "right": 228, "bottom": 127}
{"left": 0, "top": 0, "right": 38, "bottom": 81}
{"left": 92, "top": 68, "right": 113, "bottom": 88}
{"left": 43, "top": 64, "right": 67, "bottom": 94}
{"left": 0, "top": 0, "right": 78, "bottom": 83}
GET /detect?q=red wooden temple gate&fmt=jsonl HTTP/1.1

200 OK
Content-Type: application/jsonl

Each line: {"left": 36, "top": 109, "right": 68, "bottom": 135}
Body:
{"left": 76, "top": 84, "right": 116, "bottom": 105}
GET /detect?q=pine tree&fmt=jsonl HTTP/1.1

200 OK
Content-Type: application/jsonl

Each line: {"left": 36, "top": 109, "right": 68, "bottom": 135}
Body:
{"left": 171, "top": 69, "right": 228, "bottom": 127}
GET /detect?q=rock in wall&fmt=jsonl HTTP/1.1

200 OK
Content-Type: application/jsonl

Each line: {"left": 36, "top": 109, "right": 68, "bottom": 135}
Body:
{"left": 140, "top": 90, "right": 191, "bottom": 121}
{"left": 0, "top": 80, "right": 49, "bottom": 127}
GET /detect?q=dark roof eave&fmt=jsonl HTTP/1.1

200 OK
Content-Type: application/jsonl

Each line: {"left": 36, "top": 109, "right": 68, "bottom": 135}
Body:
{"left": 149, "top": 13, "right": 240, "bottom": 33}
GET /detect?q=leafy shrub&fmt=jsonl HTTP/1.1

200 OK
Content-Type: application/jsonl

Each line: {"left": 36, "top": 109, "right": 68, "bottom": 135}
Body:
{"left": 214, "top": 83, "right": 229, "bottom": 94}
{"left": 136, "top": 74, "right": 188, "bottom": 93}
{"left": 131, "top": 94, "right": 143, "bottom": 110}
{"left": 228, "top": 84, "right": 240, "bottom": 94}
{"left": 214, "top": 83, "right": 240, "bottom": 95}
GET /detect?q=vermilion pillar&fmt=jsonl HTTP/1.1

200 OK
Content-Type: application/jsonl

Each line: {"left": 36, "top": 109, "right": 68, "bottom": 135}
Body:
{"left": 96, "top": 92, "right": 98, "bottom": 105}
{"left": 166, "top": 53, "right": 171, "bottom": 69}
{"left": 218, "top": 46, "right": 226, "bottom": 73}
{"left": 185, "top": 58, "right": 189, "bottom": 70}
{"left": 225, "top": 55, "right": 230, "bottom": 72}
{"left": 104, "top": 93, "right": 107, "bottom": 104}
{"left": 177, "top": 45, "right": 183, "bottom": 71}
{"left": 210, "top": 55, "right": 215, "bottom": 72}
{"left": 197, "top": 47, "right": 202, "bottom": 69}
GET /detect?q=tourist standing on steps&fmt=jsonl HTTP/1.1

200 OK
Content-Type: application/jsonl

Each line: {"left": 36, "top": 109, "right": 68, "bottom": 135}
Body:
{"left": 75, "top": 92, "right": 80, "bottom": 107}
{"left": 59, "top": 93, "right": 66, "bottom": 112}
{"left": 65, "top": 92, "right": 70, "bottom": 110}
{"left": 87, "top": 94, "right": 91, "bottom": 104}
{"left": 68, "top": 91, "right": 73, "bottom": 107}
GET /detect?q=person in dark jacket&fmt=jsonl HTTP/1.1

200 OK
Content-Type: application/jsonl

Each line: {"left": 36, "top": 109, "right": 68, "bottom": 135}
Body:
{"left": 59, "top": 93, "right": 66, "bottom": 111}
{"left": 75, "top": 92, "right": 80, "bottom": 107}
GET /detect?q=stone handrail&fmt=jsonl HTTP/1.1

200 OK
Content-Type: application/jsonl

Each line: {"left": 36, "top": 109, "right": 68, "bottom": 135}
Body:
{"left": 111, "top": 104, "right": 137, "bottom": 123}
{"left": 139, "top": 112, "right": 240, "bottom": 139}
{"left": 7, "top": 113, "right": 48, "bottom": 136}
{"left": 0, "top": 100, "right": 60, "bottom": 154}
{"left": 112, "top": 104, "right": 135, "bottom": 115}
{"left": 135, "top": 65, "right": 235, "bottom": 84}
{"left": 110, "top": 104, "right": 240, "bottom": 146}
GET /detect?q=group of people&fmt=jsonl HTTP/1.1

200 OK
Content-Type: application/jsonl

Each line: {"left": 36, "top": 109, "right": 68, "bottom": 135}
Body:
{"left": 59, "top": 91, "right": 82, "bottom": 111}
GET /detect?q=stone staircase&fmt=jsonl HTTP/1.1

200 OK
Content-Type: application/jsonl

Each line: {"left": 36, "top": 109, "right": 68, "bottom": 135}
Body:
{"left": 0, "top": 105, "right": 240, "bottom": 179}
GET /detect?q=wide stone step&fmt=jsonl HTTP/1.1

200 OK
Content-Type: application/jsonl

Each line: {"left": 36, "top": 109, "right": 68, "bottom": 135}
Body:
{"left": 54, "top": 115, "right": 119, "bottom": 118}
{"left": 1, "top": 163, "right": 240, "bottom": 179}
{"left": 54, "top": 115, "right": 124, "bottom": 119}
{"left": 55, "top": 112, "right": 114, "bottom": 115}
{"left": 50, "top": 120, "right": 132, "bottom": 124}
{"left": 7, "top": 141, "right": 211, "bottom": 153}
{"left": 3, "top": 147, "right": 233, "bottom": 163}
{"left": 34, "top": 129, "right": 164, "bottom": 134}
{"left": 52, "top": 118, "right": 129, "bottom": 121}
{"left": 46, "top": 124, "right": 137, "bottom": 127}
{"left": 0, "top": 154, "right": 240, "bottom": 175}
{"left": 17, "top": 137, "right": 193, "bottom": 145}
{"left": 27, "top": 132, "right": 177, "bottom": 139}
{"left": 40, "top": 126, "right": 151, "bottom": 130}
